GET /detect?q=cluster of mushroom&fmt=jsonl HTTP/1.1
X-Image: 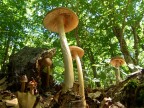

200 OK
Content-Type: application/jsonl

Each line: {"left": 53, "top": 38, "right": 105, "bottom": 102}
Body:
{"left": 20, "top": 75, "right": 37, "bottom": 95}
{"left": 43, "top": 7, "right": 86, "bottom": 107}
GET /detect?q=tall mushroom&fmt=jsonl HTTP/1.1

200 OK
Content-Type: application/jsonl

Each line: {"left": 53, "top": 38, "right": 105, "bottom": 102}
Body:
{"left": 39, "top": 58, "right": 52, "bottom": 88}
{"left": 69, "top": 46, "right": 86, "bottom": 107}
{"left": 43, "top": 7, "right": 79, "bottom": 92}
{"left": 20, "top": 75, "right": 28, "bottom": 92}
{"left": 110, "top": 56, "right": 125, "bottom": 84}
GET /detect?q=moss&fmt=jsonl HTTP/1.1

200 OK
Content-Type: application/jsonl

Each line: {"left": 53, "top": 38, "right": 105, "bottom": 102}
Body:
{"left": 135, "top": 84, "right": 144, "bottom": 107}
{"left": 124, "top": 79, "right": 139, "bottom": 91}
{"left": 121, "top": 78, "right": 144, "bottom": 107}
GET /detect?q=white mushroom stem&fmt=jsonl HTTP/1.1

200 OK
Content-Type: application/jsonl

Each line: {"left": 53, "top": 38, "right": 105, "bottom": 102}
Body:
{"left": 57, "top": 15, "right": 74, "bottom": 92}
{"left": 115, "top": 67, "right": 122, "bottom": 84}
{"left": 73, "top": 52, "right": 86, "bottom": 107}
{"left": 29, "top": 86, "right": 35, "bottom": 95}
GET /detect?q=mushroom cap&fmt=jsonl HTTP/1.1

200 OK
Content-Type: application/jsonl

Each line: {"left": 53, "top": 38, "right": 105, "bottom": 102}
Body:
{"left": 69, "top": 46, "right": 84, "bottom": 59}
{"left": 28, "top": 80, "right": 37, "bottom": 88}
{"left": 20, "top": 75, "right": 28, "bottom": 82}
{"left": 110, "top": 56, "right": 125, "bottom": 67}
{"left": 43, "top": 7, "right": 79, "bottom": 33}
{"left": 40, "top": 58, "right": 52, "bottom": 67}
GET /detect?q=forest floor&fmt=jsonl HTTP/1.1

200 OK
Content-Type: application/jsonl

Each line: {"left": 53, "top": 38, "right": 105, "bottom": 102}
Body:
{"left": 0, "top": 69, "right": 144, "bottom": 108}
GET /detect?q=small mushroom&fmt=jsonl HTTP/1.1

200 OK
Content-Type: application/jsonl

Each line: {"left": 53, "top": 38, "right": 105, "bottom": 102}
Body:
{"left": 69, "top": 46, "right": 86, "bottom": 107}
{"left": 20, "top": 75, "right": 28, "bottom": 92}
{"left": 40, "top": 58, "right": 52, "bottom": 87}
{"left": 100, "top": 97, "right": 112, "bottom": 108}
{"left": 16, "top": 91, "right": 36, "bottom": 108}
{"left": 28, "top": 79, "right": 37, "bottom": 95}
{"left": 110, "top": 56, "right": 125, "bottom": 84}
{"left": 43, "top": 7, "right": 79, "bottom": 92}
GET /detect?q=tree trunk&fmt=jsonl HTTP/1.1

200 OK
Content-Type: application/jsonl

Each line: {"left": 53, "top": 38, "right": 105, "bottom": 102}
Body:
{"left": 1, "top": 35, "right": 11, "bottom": 73}
{"left": 131, "top": 26, "right": 139, "bottom": 65}
{"left": 86, "top": 48, "right": 101, "bottom": 87}
{"left": 74, "top": 26, "right": 89, "bottom": 85}
{"left": 112, "top": 25, "right": 134, "bottom": 65}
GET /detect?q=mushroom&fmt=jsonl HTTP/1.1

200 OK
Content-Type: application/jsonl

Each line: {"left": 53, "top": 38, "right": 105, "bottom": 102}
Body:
{"left": 43, "top": 7, "right": 79, "bottom": 92}
{"left": 28, "top": 79, "right": 37, "bottom": 95}
{"left": 100, "top": 97, "right": 112, "bottom": 108}
{"left": 39, "top": 58, "right": 52, "bottom": 88}
{"left": 20, "top": 75, "right": 28, "bottom": 92}
{"left": 16, "top": 91, "right": 36, "bottom": 108}
{"left": 110, "top": 56, "right": 125, "bottom": 84}
{"left": 69, "top": 46, "right": 86, "bottom": 107}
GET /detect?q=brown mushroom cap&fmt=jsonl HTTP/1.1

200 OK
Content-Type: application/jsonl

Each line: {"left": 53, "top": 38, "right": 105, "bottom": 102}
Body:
{"left": 110, "top": 56, "right": 125, "bottom": 67}
{"left": 20, "top": 75, "right": 28, "bottom": 82}
{"left": 28, "top": 80, "right": 37, "bottom": 88}
{"left": 43, "top": 7, "right": 79, "bottom": 33}
{"left": 69, "top": 46, "right": 84, "bottom": 59}
{"left": 41, "top": 58, "right": 52, "bottom": 67}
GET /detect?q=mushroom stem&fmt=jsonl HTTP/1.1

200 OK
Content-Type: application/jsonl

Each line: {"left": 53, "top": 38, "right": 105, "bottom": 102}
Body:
{"left": 115, "top": 67, "right": 122, "bottom": 84}
{"left": 28, "top": 80, "right": 37, "bottom": 95}
{"left": 57, "top": 15, "right": 74, "bottom": 92}
{"left": 46, "top": 66, "right": 51, "bottom": 87}
{"left": 74, "top": 53, "right": 86, "bottom": 107}
{"left": 29, "top": 86, "right": 34, "bottom": 95}
{"left": 20, "top": 75, "right": 28, "bottom": 92}
{"left": 21, "top": 82, "right": 26, "bottom": 92}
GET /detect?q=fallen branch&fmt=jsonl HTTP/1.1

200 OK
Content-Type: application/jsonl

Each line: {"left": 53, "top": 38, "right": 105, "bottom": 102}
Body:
{"left": 106, "top": 69, "right": 144, "bottom": 97}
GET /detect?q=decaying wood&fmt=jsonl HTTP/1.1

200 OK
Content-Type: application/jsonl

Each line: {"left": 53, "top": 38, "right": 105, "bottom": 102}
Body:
{"left": 106, "top": 69, "right": 144, "bottom": 97}
{"left": 7, "top": 46, "right": 56, "bottom": 92}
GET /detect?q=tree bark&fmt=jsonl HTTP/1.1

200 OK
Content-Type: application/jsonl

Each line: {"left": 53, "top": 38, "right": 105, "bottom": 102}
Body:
{"left": 1, "top": 35, "right": 11, "bottom": 73}
{"left": 86, "top": 48, "right": 101, "bottom": 87}
{"left": 112, "top": 25, "right": 134, "bottom": 65}
{"left": 131, "top": 26, "right": 139, "bottom": 65}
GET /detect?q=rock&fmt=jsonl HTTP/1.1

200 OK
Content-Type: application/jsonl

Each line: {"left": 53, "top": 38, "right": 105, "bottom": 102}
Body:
{"left": 4, "top": 98, "right": 18, "bottom": 107}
